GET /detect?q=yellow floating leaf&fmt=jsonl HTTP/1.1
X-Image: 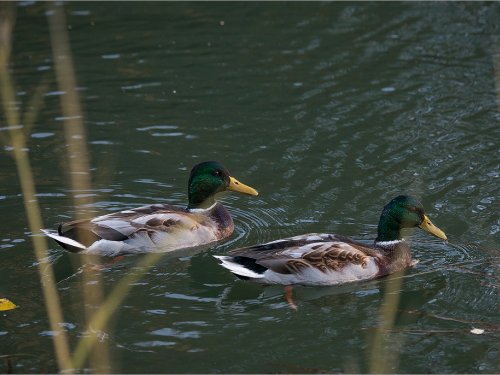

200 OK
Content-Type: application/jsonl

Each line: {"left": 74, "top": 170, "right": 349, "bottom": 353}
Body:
{"left": 0, "top": 298, "right": 17, "bottom": 311}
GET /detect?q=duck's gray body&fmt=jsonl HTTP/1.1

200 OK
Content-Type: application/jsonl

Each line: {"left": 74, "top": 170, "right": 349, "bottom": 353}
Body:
{"left": 215, "top": 233, "right": 411, "bottom": 286}
{"left": 43, "top": 202, "right": 233, "bottom": 257}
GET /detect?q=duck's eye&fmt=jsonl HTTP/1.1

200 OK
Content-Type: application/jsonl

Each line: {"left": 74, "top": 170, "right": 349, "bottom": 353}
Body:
{"left": 213, "top": 170, "right": 221, "bottom": 177}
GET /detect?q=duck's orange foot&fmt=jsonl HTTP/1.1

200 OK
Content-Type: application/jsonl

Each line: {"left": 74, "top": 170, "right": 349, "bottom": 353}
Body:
{"left": 109, "top": 255, "right": 125, "bottom": 265}
{"left": 88, "top": 255, "right": 126, "bottom": 271}
{"left": 284, "top": 285, "right": 297, "bottom": 311}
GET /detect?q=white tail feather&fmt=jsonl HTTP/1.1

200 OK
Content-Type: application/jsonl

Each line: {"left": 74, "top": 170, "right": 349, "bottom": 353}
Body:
{"left": 214, "top": 255, "right": 264, "bottom": 279}
{"left": 41, "top": 229, "right": 87, "bottom": 250}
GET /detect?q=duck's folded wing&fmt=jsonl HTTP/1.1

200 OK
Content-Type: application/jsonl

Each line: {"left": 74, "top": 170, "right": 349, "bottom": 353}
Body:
{"left": 237, "top": 240, "right": 374, "bottom": 272}
{"left": 228, "top": 233, "right": 339, "bottom": 258}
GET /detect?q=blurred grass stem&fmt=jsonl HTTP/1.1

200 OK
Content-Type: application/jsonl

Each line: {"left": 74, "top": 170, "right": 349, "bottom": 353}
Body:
{"left": 47, "top": 3, "right": 110, "bottom": 371}
{"left": 0, "top": 4, "right": 73, "bottom": 372}
{"left": 368, "top": 272, "right": 403, "bottom": 373}
{"left": 72, "top": 252, "right": 164, "bottom": 369}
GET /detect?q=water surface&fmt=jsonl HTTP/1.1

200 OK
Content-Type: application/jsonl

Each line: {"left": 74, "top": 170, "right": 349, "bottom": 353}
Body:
{"left": 1, "top": 2, "right": 499, "bottom": 373}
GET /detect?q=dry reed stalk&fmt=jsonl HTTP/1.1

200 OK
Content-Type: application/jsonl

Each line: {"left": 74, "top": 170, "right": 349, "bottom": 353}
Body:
{"left": 368, "top": 272, "right": 404, "bottom": 373}
{"left": 0, "top": 4, "right": 73, "bottom": 372}
{"left": 72, "top": 252, "right": 164, "bottom": 369}
{"left": 4, "top": 3, "right": 181, "bottom": 371}
{"left": 46, "top": 3, "right": 110, "bottom": 372}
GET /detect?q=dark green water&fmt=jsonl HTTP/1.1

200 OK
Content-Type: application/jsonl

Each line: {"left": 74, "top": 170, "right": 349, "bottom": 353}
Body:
{"left": 1, "top": 2, "right": 499, "bottom": 373}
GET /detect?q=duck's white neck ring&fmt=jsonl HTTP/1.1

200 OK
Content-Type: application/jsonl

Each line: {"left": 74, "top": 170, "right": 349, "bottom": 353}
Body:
{"left": 188, "top": 202, "right": 218, "bottom": 213}
{"left": 375, "top": 239, "right": 405, "bottom": 249}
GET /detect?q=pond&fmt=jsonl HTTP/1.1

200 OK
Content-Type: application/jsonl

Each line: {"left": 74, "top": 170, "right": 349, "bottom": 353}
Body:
{"left": 0, "top": 2, "right": 499, "bottom": 373}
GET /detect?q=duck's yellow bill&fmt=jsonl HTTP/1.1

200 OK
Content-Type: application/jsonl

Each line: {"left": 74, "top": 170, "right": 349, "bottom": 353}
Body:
{"left": 0, "top": 298, "right": 17, "bottom": 311}
{"left": 419, "top": 215, "right": 447, "bottom": 240}
{"left": 228, "top": 176, "right": 258, "bottom": 196}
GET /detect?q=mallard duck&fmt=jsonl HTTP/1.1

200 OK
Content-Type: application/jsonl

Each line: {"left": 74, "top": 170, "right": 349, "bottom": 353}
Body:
{"left": 215, "top": 195, "right": 447, "bottom": 287}
{"left": 42, "top": 161, "right": 258, "bottom": 256}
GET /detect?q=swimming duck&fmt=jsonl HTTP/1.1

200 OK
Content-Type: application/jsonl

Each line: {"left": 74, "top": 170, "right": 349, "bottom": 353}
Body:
{"left": 215, "top": 195, "right": 447, "bottom": 288}
{"left": 42, "top": 161, "right": 258, "bottom": 256}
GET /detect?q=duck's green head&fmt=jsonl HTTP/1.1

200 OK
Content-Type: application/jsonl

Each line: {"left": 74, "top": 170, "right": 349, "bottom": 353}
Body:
{"left": 187, "top": 161, "right": 258, "bottom": 209}
{"left": 376, "top": 195, "right": 447, "bottom": 242}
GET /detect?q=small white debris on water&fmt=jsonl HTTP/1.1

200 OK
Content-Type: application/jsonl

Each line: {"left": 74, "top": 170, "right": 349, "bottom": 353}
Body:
{"left": 470, "top": 328, "right": 484, "bottom": 335}
{"left": 101, "top": 54, "right": 120, "bottom": 60}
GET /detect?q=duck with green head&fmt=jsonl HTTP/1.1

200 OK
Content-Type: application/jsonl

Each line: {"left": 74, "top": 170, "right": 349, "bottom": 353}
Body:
{"left": 42, "top": 161, "right": 258, "bottom": 256}
{"left": 215, "top": 195, "right": 447, "bottom": 288}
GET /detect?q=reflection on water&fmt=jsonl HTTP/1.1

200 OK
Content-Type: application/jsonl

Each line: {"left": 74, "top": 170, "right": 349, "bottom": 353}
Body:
{"left": 1, "top": 1, "right": 499, "bottom": 373}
